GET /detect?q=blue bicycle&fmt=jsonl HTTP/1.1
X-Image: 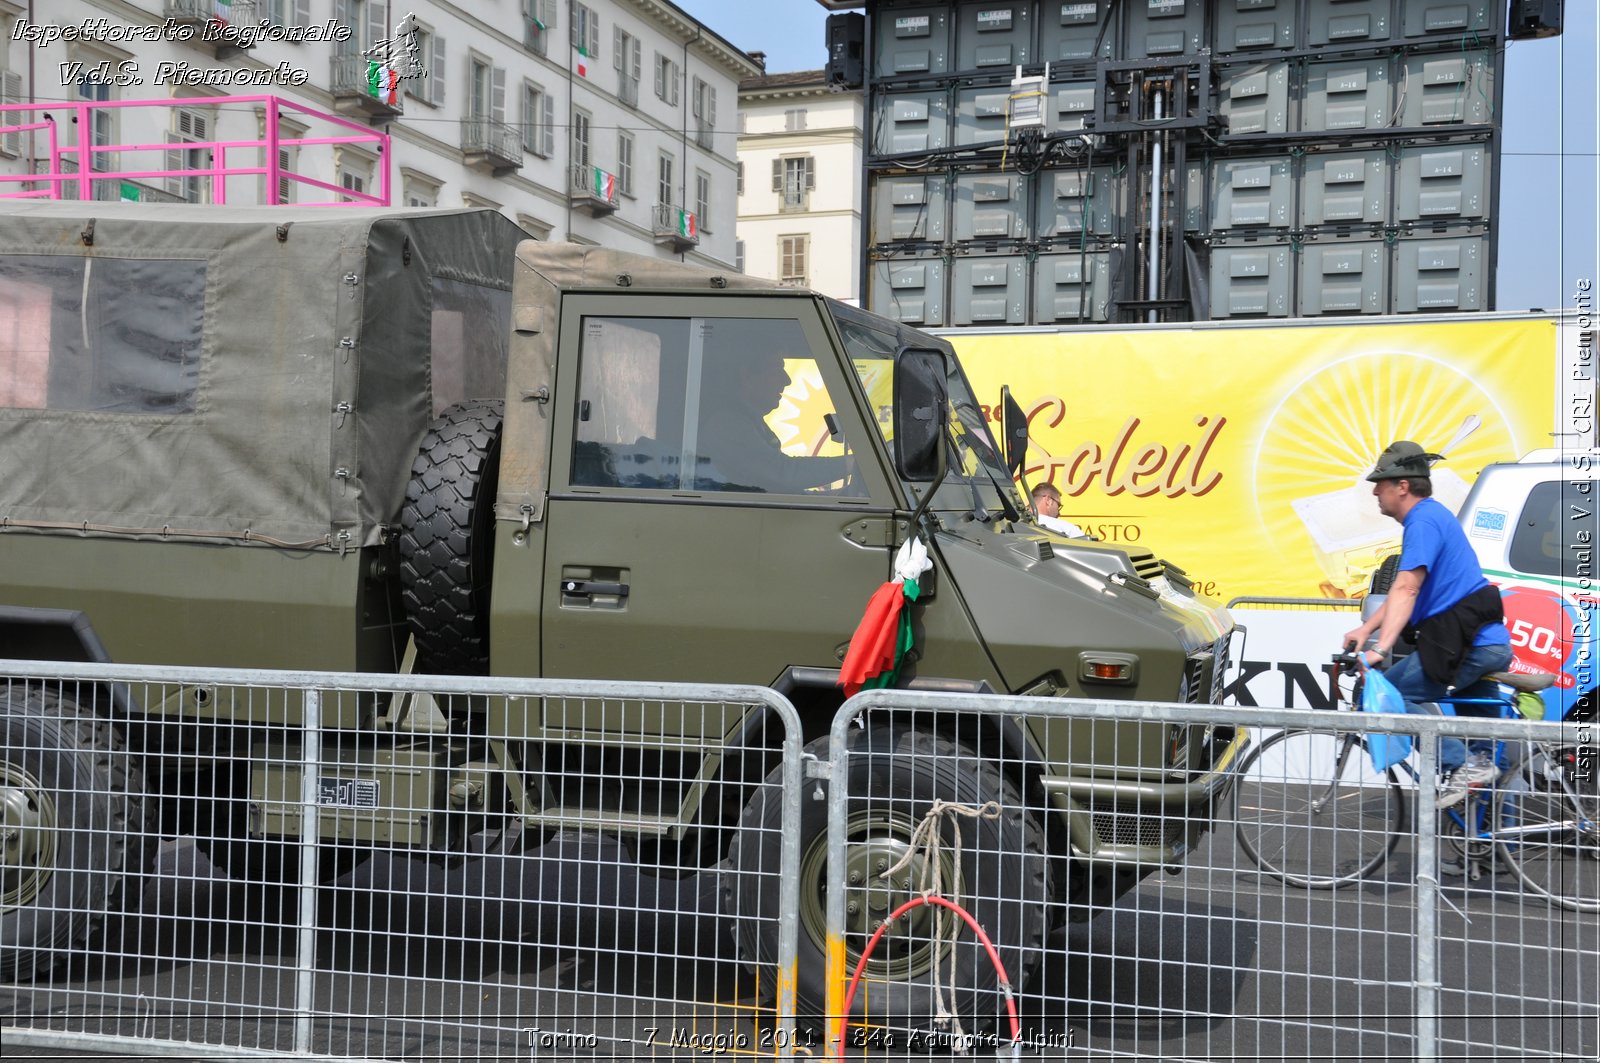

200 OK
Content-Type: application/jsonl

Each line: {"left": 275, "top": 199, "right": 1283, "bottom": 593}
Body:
{"left": 1233, "top": 652, "right": 1598, "bottom": 910}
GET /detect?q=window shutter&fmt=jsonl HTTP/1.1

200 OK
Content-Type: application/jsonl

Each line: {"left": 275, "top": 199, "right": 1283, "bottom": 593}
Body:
{"left": 165, "top": 134, "right": 184, "bottom": 198}
{"left": 691, "top": 78, "right": 702, "bottom": 117}
{"left": 431, "top": 35, "right": 446, "bottom": 104}
{"left": 631, "top": 38, "right": 641, "bottom": 82}
{"left": 707, "top": 87, "right": 717, "bottom": 130}
{"left": 491, "top": 66, "right": 506, "bottom": 124}
{"left": 805, "top": 156, "right": 815, "bottom": 190}
{"left": 771, "top": 159, "right": 782, "bottom": 192}
{"left": 365, "top": 0, "right": 386, "bottom": 54}
{"left": 541, "top": 94, "right": 555, "bottom": 156}
{"left": 277, "top": 147, "right": 291, "bottom": 203}
{"left": 540, "top": 0, "right": 557, "bottom": 31}
{"left": 653, "top": 53, "right": 664, "bottom": 98}
{"left": 0, "top": 71, "right": 22, "bottom": 158}
{"left": 570, "top": 6, "right": 579, "bottom": 47}
{"left": 332, "top": 0, "right": 356, "bottom": 54}
{"left": 590, "top": 9, "right": 601, "bottom": 58}
{"left": 292, "top": 0, "right": 309, "bottom": 27}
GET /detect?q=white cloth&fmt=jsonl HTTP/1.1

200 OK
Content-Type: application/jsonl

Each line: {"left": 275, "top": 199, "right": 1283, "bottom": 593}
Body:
{"left": 1039, "top": 513, "right": 1090, "bottom": 539}
{"left": 893, "top": 537, "right": 932, "bottom": 583}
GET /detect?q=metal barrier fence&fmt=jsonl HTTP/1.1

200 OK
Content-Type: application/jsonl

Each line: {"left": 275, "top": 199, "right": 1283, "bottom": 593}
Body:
{"left": 824, "top": 690, "right": 1598, "bottom": 1062}
{"left": 1, "top": 661, "right": 803, "bottom": 1060}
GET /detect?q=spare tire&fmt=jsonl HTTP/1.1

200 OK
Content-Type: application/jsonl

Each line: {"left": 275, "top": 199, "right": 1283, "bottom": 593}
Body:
{"left": 398, "top": 400, "right": 504, "bottom": 675}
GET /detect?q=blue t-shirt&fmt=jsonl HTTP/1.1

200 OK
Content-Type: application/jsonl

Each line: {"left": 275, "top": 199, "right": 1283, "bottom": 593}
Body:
{"left": 1398, "top": 496, "right": 1510, "bottom": 647}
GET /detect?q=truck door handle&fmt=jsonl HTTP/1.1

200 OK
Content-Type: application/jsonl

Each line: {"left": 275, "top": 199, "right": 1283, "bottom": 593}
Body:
{"left": 560, "top": 579, "right": 629, "bottom": 598}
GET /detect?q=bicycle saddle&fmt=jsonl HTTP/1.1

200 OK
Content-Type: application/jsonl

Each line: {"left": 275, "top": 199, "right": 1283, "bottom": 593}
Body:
{"left": 1484, "top": 670, "right": 1558, "bottom": 693}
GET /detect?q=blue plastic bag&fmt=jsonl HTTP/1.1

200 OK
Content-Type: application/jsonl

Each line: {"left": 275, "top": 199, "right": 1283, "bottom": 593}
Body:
{"left": 1360, "top": 661, "right": 1414, "bottom": 771}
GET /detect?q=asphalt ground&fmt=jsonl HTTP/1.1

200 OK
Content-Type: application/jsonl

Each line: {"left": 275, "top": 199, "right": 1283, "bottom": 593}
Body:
{"left": 3, "top": 827, "right": 1597, "bottom": 1062}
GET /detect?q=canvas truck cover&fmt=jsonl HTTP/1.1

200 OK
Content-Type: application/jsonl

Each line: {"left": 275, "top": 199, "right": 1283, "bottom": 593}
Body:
{"left": 0, "top": 203, "right": 525, "bottom": 550}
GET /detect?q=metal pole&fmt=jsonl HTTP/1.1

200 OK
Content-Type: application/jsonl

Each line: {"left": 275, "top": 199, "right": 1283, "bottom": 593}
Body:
{"left": 1146, "top": 86, "right": 1163, "bottom": 324}
{"left": 293, "top": 688, "right": 324, "bottom": 1056}
{"left": 1413, "top": 730, "right": 1440, "bottom": 1063}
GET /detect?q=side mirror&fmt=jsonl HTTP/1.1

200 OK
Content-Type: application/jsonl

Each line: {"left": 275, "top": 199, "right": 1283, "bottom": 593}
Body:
{"left": 893, "top": 347, "right": 948, "bottom": 482}
{"left": 1000, "top": 387, "right": 1028, "bottom": 476}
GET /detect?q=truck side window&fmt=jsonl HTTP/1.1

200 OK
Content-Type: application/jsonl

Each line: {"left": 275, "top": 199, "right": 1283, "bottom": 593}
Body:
{"left": 1508, "top": 480, "right": 1593, "bottom": 578}
{"left": 571, "top": 315, "right": 863, "bottom": 497}
{"left": 0, "top": 255, "right": 204, "bottom": 414}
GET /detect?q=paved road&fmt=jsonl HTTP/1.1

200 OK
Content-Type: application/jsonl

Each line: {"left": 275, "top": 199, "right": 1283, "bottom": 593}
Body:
{"left": 4, "top": 829, "right": 1597, "bottom": 1061}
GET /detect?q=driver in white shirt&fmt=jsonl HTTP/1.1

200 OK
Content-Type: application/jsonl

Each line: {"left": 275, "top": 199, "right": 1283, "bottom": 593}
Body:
{"left": 1031, "top": 482, "right": 1091, "bottom": 539}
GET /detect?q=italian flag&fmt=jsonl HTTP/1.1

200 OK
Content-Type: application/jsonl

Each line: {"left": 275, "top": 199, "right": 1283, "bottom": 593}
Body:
{"left": 678, "top": 210, "right": 697, "bottom": 239}
{"left": 839, "top": 539, "right": 932, "bottom": 696}
{"left": 367, "top": 60, "right": 399, "bottom": 105}
{"left": 593, "top": 167, "right": 616, "bottom": 201}
{"left": 574, "top": 45, "right": 590, "bottom": 78}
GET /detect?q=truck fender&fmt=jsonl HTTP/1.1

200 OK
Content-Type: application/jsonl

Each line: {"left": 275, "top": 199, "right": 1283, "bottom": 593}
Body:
{"left": 0, "top": 606, "right": 133, "bottom": 719}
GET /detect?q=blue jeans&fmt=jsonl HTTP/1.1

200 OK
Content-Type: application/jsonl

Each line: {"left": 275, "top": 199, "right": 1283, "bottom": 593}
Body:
{"left": 1385, "top": 642, "right": 1515, "bottom": 771}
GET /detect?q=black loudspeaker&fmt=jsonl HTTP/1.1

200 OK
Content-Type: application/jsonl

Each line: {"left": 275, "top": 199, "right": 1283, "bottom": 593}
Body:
{"left": 825, "top": 13, "right": 865, "bottom": 90}
{"left": 1509, "top": 0, "right": 1563, "bottom": 40}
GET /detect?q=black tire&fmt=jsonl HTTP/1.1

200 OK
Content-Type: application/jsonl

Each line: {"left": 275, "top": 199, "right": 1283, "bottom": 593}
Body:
{"left": 1495, "top": 765, "right": 1600, "bottom": 913}
{"left": 398, "top": 400, "right": 504, "bottom": 675}
{"left": 1, "top": 686, "right": 148, "bottom": 981}
{"left": 722, "top": 728, "right": 1050, "bottom": 1038}
{"left": 1369, "top": 553, "right": 1401, "bottom": 596}
{"left": 1233, "top": 728, "right": 1405, "bottom": 888}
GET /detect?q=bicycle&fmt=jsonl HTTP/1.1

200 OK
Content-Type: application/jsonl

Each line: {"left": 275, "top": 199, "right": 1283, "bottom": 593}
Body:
{"left": 1232, "top": 652, "right": 1599, "bottom": 911}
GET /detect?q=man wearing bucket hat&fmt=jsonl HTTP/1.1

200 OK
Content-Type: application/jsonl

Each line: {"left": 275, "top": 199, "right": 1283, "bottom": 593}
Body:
{"left": 1342, "top": 441, "right": 1513, "bottom": 808}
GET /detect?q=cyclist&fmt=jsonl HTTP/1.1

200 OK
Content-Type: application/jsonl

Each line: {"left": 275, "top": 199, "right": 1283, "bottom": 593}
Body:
{"left": 1341, "top": 440, "right": 1513, "bottom": 808}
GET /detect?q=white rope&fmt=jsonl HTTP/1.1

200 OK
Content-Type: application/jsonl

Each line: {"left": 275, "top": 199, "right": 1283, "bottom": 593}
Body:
{"left": 881, "top": 797, "right": 1003, "bottom": 1048}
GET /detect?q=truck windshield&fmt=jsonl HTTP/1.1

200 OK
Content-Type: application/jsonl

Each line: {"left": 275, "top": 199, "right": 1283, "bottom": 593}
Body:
{"left": 828, "top": 300, "right": 1023, "bottom": 518}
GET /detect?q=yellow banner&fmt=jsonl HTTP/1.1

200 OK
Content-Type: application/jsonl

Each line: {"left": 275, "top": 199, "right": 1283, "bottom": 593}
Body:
{"left": 951, "top": 320, "right": 1557, "bottom": 601}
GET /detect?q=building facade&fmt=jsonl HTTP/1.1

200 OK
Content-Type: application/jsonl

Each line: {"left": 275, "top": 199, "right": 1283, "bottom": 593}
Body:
{"left": 0, "top": 0, "right": 757, "bottom": 267}
{"left": 734, "top": 68, "right": 862, "bottom": 301}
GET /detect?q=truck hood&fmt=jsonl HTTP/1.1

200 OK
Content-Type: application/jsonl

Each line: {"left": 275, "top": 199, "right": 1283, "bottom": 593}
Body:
{"left": 930, "top": 521, "right": 1233, "bottom": 696}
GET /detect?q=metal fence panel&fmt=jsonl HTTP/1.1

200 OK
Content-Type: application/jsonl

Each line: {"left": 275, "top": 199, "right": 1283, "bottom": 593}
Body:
{"left": 825, "top": 690, "right": 1598, "bottom": 1061}
{"left": 1, "top": 661, "right": 804, "bottom": 1060}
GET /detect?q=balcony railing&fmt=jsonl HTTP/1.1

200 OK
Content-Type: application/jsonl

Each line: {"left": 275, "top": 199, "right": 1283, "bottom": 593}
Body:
{"left": 651, "top": 202, "right": 698, "bottom": 251}
{"left": 164, "top": 0, "right": 258, "bottom": 54}
{"left": 569, "top": 163, "right": 620, "bottom": 216}
{"left": 329, "top": 55, "right": 405, "bottom": 122}
{"left": 461, "top": 117, "right": 522, "bottom": 176}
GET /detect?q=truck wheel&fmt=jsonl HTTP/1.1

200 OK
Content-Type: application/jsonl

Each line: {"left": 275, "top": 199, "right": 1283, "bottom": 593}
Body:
{"left": 722, "top": 728, "right": 1050, "bottom": 1038}
{"left": 1369, "top": 553, "right": 1400, "bottom": 596}
{"left": 399, "top": 400, "right": 505, "bottom": 675}
{"left": 1, "top": 686, "right": 147, "bottom": 981}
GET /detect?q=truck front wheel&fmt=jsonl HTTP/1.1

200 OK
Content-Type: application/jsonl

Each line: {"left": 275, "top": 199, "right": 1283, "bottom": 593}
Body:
{"left": 399, "top": 400, "right": 505, "bottom": 676}
{"left": 1, "top": 686, "right": 147, "bottom": 981}
{"left": 722, "top": 728, "right": 1050, "bottom": 1039}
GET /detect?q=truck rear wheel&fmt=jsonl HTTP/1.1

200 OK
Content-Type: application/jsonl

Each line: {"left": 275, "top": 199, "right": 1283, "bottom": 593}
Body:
{"left": 1, "top": 686, "right": 148, "bottom": 981}
{"left": 722, "top": 728, "right": 1050, "bottom": 1040}
{"left": 399, "top": 400, "right": 505, "bottom": 676}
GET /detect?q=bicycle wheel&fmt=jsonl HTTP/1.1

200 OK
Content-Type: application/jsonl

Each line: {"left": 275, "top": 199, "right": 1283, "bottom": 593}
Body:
{"left": 1234, "top": 728, "right": 1407, "bottom": 888}
{"left": 1495, "top": 764, "right": 1600, "bottom": 913}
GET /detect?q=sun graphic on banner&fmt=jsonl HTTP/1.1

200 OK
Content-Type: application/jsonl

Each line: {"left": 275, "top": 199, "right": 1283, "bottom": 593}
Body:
{"left": 1251, "top": 350, "right": 1519, "bottom": 597}
{"left": 770, "top": 361, "right": 846, "bottom": 456}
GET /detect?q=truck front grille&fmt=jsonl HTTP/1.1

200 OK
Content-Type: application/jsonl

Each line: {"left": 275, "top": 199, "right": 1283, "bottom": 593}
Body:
{"left": 1088, "top": 798, "right": 1183, "bottom": 850}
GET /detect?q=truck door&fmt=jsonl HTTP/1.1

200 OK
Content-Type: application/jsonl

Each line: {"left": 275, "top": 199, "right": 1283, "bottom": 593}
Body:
{"left": 540, "top": 295, "right": 896, "bottom": 686}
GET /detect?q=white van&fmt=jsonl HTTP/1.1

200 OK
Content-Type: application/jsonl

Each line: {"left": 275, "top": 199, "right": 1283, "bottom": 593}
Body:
{"left": 1457, "top": 450, "right": 1600, "bottom": 722}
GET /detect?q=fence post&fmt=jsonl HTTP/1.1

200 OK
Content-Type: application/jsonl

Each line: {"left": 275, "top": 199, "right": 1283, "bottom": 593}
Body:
{"left": 293, "top": 687, "right": 323, "bottom": 1056}
{"left": 1413, "top": 727, "right": 1440, "bottom": 1063}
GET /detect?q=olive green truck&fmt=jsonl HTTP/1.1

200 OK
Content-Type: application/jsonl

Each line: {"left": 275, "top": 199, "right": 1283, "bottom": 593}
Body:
{"left": 0, "top": 203, "right": 1243, "bottom": 1030}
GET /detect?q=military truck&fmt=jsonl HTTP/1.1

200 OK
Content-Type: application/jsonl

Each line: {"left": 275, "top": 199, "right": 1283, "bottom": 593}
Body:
{"left": 0, "top": 203, "right": 1243, "bottom": 1028}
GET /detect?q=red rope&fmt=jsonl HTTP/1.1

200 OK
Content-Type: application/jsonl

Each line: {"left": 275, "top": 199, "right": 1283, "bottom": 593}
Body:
{"left": 834, "top": 894, "right": 1022, "bottom": 1060}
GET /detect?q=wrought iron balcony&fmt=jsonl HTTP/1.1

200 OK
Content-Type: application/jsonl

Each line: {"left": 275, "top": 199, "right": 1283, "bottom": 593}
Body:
{"left": 569, "top": 164, "right": 620, "bottom": 216}
{"left": 461, "top": 117, "right": 522, "bottom": 176}
{"left": 164, "top": 0, "right": 258, "bottom": 57}
{"left": 651, "top": 202, "right": 699, "bottom": 251}
{"left": 329, "top": 55, "right": 405, "bottom": 123}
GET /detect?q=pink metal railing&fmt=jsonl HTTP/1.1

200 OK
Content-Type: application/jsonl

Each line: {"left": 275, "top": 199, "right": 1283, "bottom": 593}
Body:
{"left": 0, "top": 95, "right": 390, "bottom": 206}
